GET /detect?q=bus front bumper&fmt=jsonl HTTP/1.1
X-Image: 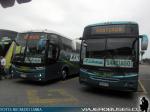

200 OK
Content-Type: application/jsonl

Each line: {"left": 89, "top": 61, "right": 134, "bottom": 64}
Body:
{"left": 12, "top": 66, "right": 46, "bottom": 81}
{"left": 79, "top": 69, "right": 138, "bottom": 92}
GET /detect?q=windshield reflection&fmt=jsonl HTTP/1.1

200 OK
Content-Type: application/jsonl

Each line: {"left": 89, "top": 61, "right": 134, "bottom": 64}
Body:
{"left": 13, "top": 32, "right": 47, "bottom": 65}
{"left": 86, "top": 37, "right": 137, "bottom": 59}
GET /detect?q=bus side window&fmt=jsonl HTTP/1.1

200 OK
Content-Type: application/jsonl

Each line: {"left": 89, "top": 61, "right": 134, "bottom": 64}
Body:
{"left": 48, "top": 45, "right": 53, "bottom": 58}
{"left": 48, "top": 34, "right": 59, "bottom": 45}
{"left": 47, "top": 34, "right": 59, "bottom": 60}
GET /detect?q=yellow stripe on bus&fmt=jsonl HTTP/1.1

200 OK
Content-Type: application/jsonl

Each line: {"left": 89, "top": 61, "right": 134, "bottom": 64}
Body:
{"left": 4, "top": 41, "right": 21, "bottom": 70}
{"left": 4, "top": 42, "right": 15, "bottom": 69}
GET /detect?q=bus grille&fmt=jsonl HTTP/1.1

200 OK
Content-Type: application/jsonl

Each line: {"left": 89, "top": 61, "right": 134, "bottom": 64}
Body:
{"left": 90, "top": 75, "right": 120, "bottom": 82}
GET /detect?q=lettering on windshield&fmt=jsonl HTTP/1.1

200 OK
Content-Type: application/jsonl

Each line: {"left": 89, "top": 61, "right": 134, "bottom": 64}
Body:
{"left": 25, "top": 57, "right": 41, "bottom": 64}
{"left": 83, "top": 58, "right": 104, "bottom": 66}
{"left": 106, "top": 59, "right": 133, "bottom": 68}
{"left": 83, "top": 58, "right": 133, "bottom": 68}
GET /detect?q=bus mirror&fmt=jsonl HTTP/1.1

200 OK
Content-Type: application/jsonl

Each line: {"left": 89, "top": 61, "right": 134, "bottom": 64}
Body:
{"left": 83, "top": 43, "right": 87, "bottom": 47}
{"left": 141, "top": 35, "right": 148, "bottom": 50}
{"left": 83, "top": 41, "right": 87, "bottom": 47}
{"left": 72, "top": 40, "right": 76, "bottom": 50}
{"left": 75, "top": 37, "right": 82, "bottom": 40}
{"left": 79, "top": 37, "right": 83, "bottom": 40}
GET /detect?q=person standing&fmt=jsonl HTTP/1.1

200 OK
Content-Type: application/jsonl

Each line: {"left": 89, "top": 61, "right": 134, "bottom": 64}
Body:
{"left": 0, "top": 56, "right": 6, "bottom": 79}
{"left": 0, "top": 56, "right": 2, "bottom": 80}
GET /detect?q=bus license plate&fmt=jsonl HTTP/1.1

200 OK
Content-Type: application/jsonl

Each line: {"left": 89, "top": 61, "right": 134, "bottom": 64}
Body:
{"left": 99, "top": 82, "right": 109, "bottom": 87}
{"left": 20, "top": 74, "right": 27, "bottom": 78}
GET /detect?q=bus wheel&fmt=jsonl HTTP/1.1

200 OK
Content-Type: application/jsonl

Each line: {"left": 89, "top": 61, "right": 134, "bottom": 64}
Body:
{"left": 61, "top": 69, "right": 68, "bottom": 80}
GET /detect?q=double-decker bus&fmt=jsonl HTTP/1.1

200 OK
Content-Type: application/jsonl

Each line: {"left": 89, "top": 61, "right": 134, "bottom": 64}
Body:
{"left": 79, "top": 21, "right": 148, "bottom": 91}
{"left": 0, "top": 29, "right": 18, "bottom": 74}
{"left": 11, "top": 30, "right": 80, "bottom": 81}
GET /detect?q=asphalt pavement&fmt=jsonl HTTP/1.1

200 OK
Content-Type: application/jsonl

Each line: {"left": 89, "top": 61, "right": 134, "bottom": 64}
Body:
{"left": 0, "top": 65, "right": 149, "bottom": 108}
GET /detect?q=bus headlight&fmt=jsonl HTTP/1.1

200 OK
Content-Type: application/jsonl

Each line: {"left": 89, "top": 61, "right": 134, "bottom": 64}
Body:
{"left": 37, "top": 73, "right": 44, "bottom": 78}
{"left": 35, "top": 67, "right": 45, "bottom": 70}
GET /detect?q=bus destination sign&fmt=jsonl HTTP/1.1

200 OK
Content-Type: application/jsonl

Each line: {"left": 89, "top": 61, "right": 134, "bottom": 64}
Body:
{"left": 24, "top": 35, "right": 40, "bottom": 40}
{"left": 91, "top": 25, "right": 126, "bottom": 35}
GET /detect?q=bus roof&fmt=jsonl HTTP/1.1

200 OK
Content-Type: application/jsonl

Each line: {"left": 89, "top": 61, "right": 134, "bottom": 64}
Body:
{"left": 86, "top": 21, "right": 138, "bottom": 27}
{"left": 20, "top": 29, "right": 73, "bottom": 40}
{"left": 19, "top": 29, "right": 79, "bottom": 49}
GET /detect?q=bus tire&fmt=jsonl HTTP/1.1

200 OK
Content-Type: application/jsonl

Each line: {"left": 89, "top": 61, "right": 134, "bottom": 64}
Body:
{"left": 61, "top": 68, "right": 68, "bottom": 80}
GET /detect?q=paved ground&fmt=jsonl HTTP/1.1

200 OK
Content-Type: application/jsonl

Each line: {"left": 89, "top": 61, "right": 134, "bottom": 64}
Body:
{"left": 0, "top": 65, "right": 149, "bottom": 108}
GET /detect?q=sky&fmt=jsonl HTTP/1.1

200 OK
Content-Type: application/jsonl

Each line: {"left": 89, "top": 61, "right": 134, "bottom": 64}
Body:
{"left": 0, "top": 0, "right": 150, "bottom": 58}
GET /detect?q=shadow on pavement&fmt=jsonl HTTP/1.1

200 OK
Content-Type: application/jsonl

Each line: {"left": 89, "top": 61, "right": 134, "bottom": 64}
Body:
{"left": 15, "top": 79, "right": 60, "bottom": 86}
{"left": 14, "top": 74, "right": 78, "bottom": 86}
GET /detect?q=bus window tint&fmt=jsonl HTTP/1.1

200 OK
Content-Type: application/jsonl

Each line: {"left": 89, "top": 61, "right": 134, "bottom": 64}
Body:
{"left": 86, "top": 39, "right": 105, "bottom": 51}
{"left": 48, "top": 45, "right": 53, "bottom": 58}
{"left": 106, "top": 38, "right": 137, "bottom": 57}
{"left": 37, "top": 39, "right": 46, "bottom": 54}
{"left": 16, "top": 33, "right": 47, "bottom": 55}
{"left": 86, "top": 39, "right": 105, "bottom": 58}
{"left": 48, "top": 34, "right": 59, "bottom": 59}
{"left": 49, "top": 34, "right": 59, "bottom": 45}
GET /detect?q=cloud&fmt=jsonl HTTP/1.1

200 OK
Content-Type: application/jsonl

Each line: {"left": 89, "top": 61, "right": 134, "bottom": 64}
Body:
{"left": 30, "top": 0, "right": 66, "bottom": 23}
{"left": 0, "top": 0, "right": 150, "bottom": 57}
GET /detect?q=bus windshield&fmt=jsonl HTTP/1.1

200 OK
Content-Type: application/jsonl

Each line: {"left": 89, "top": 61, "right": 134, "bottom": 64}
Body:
{"left": 86, "top": 37, "right": 137, "bottom": 59}
{"left": 13, "top": 32, "right": 47, "bottom": 65}
{"left": 83, "top": 37, "right": 138, "bottom": 68}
